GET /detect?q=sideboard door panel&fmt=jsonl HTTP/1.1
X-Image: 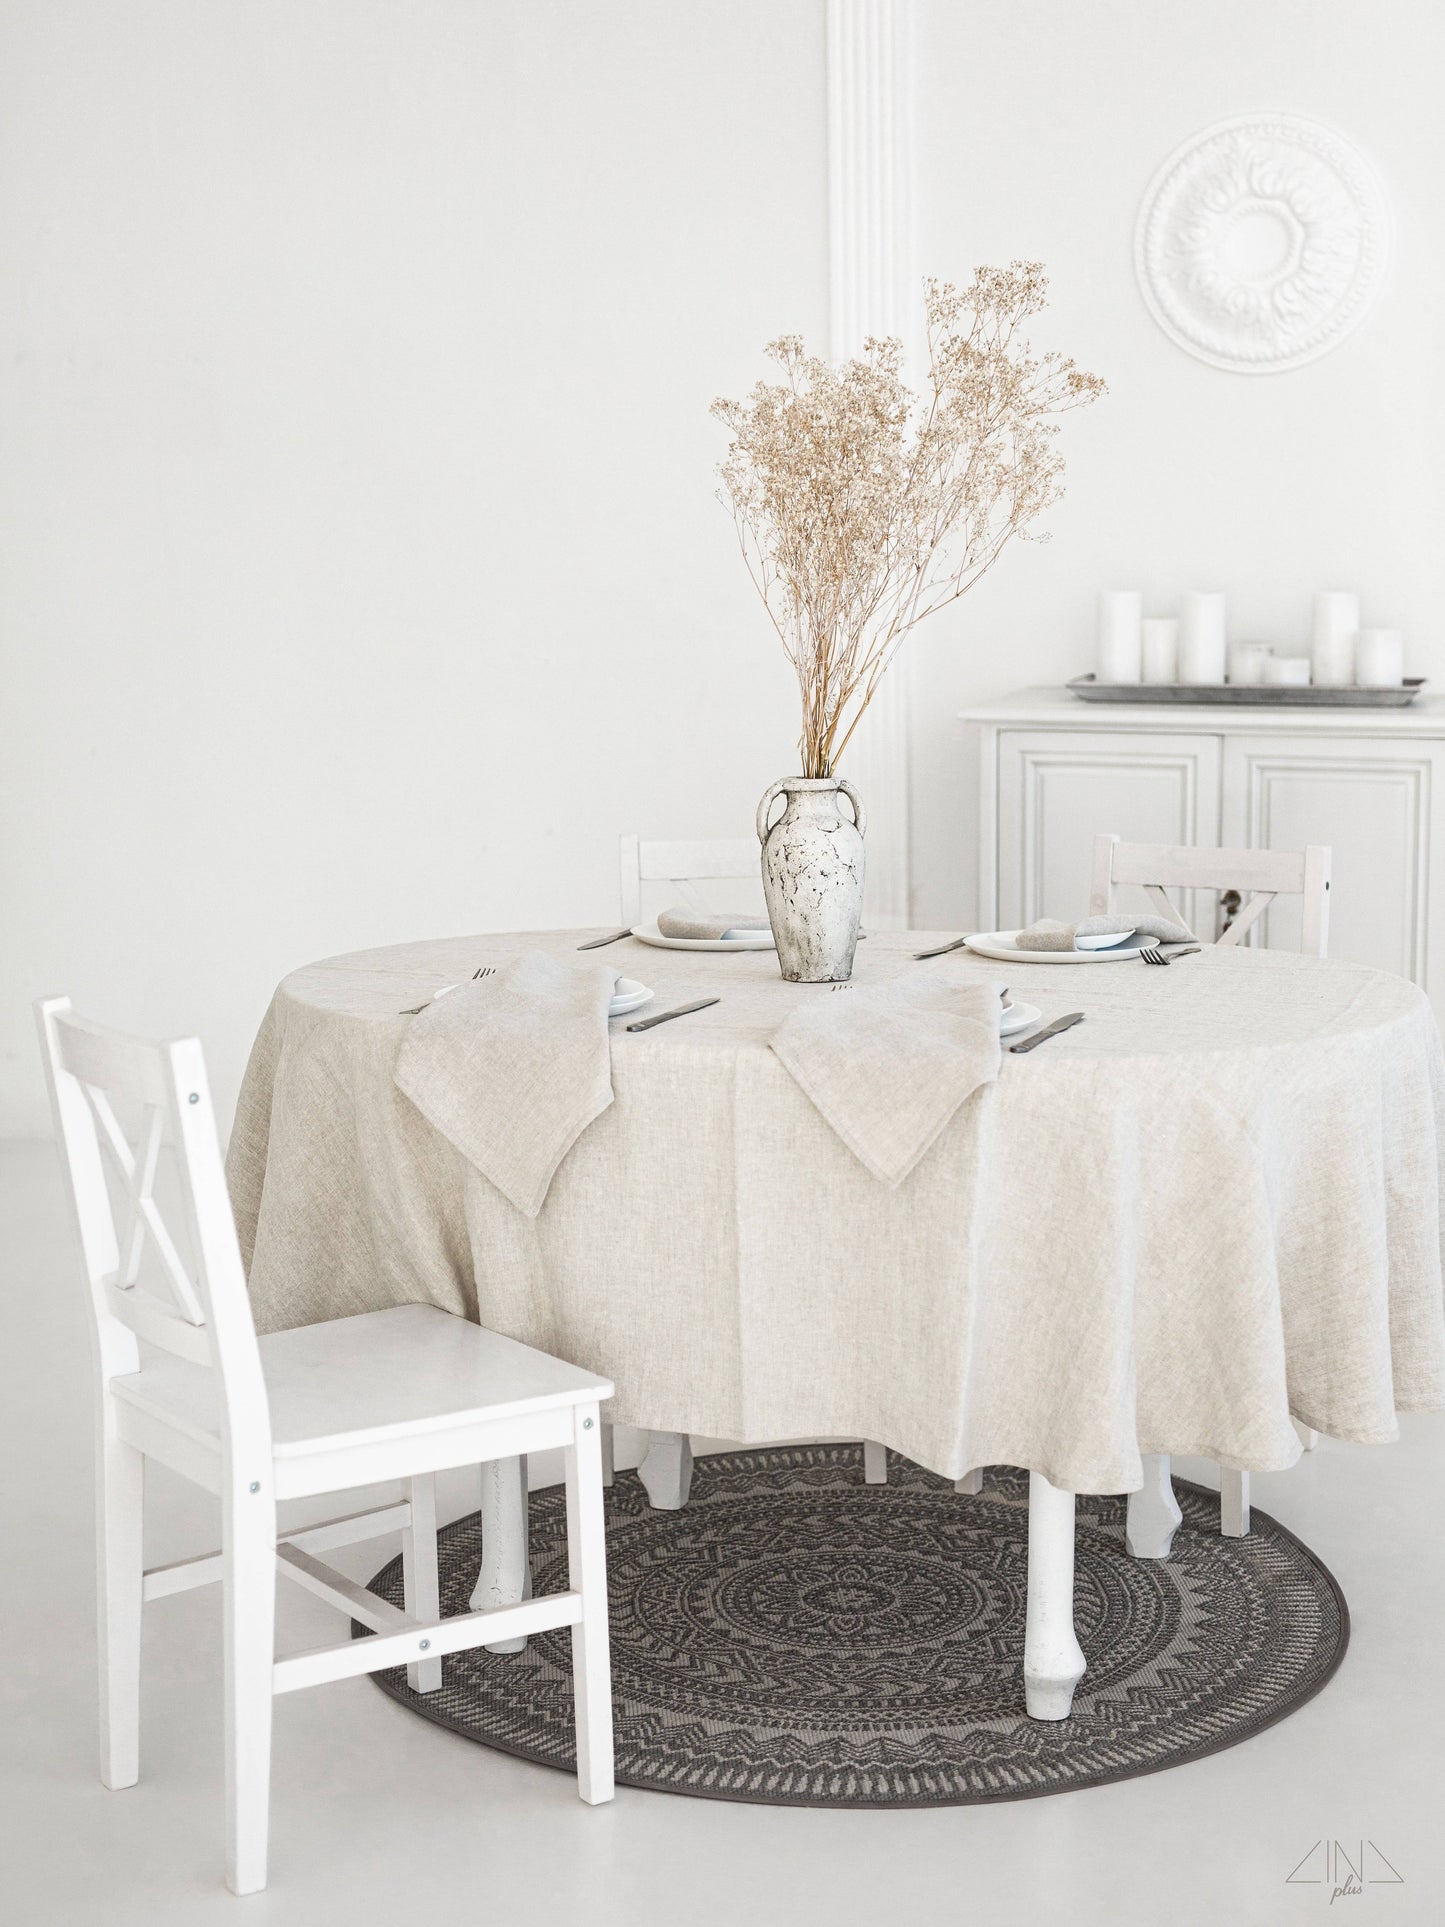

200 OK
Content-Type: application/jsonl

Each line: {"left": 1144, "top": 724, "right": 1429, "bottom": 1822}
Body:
{"left": 996, "top": 730, "right": 1223, "bottom": 930}
{"left": 1221, "top": 736, "right": 1443, "bottom": 987}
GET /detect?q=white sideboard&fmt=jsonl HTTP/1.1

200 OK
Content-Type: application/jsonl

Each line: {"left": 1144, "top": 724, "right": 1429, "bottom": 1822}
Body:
{"left": 961, "top": 687, "right": 1445, "bottom": 1014}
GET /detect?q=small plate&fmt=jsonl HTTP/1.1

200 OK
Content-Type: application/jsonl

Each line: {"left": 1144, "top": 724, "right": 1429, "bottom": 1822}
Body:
{"left": 608, "top": 977, "right": 653, "bottom": 1017}
{"left": 999, "top": 998, "right": 1042, "bottom": 1037}
{"left": 965, "top": 930, "right": 1147, "bottom": 964}
{"left": 631, "top": 916, "right": 775, "bottom": 953}
{"left": 433, "top": 977, "right": 654, "bottom": 1017}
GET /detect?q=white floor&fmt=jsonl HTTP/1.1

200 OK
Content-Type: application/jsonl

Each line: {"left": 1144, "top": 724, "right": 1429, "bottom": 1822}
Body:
{"left": 4, "top": 1141, "right": 1444, "bottom": 1925}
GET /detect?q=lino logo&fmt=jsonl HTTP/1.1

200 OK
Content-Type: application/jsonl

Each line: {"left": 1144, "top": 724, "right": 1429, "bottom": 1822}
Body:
{"left": 1286, "top": 1841, "right": 1404, "bottom": 1902}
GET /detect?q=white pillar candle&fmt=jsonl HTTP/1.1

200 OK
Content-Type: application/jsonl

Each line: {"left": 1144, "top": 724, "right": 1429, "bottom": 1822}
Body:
{"left": 1355, "top": 627, "right": 1404, "bottom": 687}
{"left": 1262, "top": 654, "right": 1312, "bottom": 686}
{"left": 1178, "top": 592, "right": 1227, "bottom": 684}
{"left": 1140, "top": 617, "right": 1179, "bottom": 684}
{"left": 1097, "top": 590, "right": 1142, "bottom": 684}
{"left": 1227, "top": 642, "right": 1273, "bottom": 686}
{"left": 1311, "top": 591, "right": 1359, "bottom": 687}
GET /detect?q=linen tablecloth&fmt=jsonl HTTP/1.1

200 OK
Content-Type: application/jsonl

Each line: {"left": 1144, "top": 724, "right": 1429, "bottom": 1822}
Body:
{"left": 226, "top": 929, "right": 1445, "bottom": 1494}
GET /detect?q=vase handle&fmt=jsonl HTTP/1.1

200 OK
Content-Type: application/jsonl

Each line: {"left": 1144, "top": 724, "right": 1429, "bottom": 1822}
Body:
{"left": 756, "top": 779, "right": 790, "bottom": 845}
{"left": 836, "top": 778, "right": 866, "bottom": 838}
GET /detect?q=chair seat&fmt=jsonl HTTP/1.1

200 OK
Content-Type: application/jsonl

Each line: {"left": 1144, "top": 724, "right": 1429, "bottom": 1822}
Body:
{"left": 111, "top": 1303, "right": 612, "bottom": 1458}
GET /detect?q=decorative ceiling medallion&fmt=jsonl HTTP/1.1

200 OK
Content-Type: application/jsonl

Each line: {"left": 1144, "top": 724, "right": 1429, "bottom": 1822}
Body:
{"left": 1134, "top": 114, "right": 1389, "bottom": 374}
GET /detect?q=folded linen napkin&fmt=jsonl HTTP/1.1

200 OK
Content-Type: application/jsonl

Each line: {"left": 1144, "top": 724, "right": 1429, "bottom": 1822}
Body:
{"left": 770, "top": 978, "right": 1003, "bottom": 1186}
{"left": 394, "top": 951, "right": 616, "bottom": 1217}
{"left": 1015, "top": 911, "right": 1194, "bottom": 952}
{"left": 657, "top": 906, "right": 772, "bottom": 941}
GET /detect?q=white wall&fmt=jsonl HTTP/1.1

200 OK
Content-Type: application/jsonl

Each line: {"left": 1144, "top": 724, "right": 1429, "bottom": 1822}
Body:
{"left": 909, "top": 0, "right": 1445, "bottom": 928}
{"left": 0, "top": 0, "right": 825, "bottom": 1135}
{"left": 6, "top": 0, "right": 1442, "bottom": 1132}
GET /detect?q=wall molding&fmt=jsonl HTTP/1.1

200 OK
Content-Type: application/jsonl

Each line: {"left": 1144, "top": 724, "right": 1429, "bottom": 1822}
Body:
{"left": 826, "top": 0, "right": 915, "bottom": 925}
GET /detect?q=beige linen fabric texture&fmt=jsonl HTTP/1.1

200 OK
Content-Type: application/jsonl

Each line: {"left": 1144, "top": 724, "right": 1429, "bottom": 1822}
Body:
{"left": 394, "top": 951, "right": 616, "bottom": 1217}
{"left": 226, "top": 930, "right": 1445, "bottom": 1494}
{"left": 770, "top": 978, "right": 1003, "bottom": 1185}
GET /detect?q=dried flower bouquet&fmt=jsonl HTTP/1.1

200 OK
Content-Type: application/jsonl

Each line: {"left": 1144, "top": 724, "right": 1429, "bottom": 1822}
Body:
{"left": 713, "top": 265, "right": 1105, "bottom": 778}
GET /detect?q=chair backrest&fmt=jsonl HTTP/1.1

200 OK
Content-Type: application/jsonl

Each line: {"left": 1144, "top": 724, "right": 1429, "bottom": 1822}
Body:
{"left": 617, "top": 833, "right": 762, "bottom": 926}
{"left": 1089, "top": 835, "right": 1331, "bottom": 957}
{"left": 36, "top": 997, "right": 270, "bottom": 1458}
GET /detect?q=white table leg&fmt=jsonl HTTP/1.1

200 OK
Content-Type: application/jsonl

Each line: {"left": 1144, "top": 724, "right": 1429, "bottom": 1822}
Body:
{"left": 863, "top": 1440, "right": 889, "bottom": 1484}
{"left": 1126, "top": 1453, "right": 1182, "bottom": 1558}
{"left": 599, "top": 1420, "right": 615, "bottom": 1487}
{"left": 954, "top": 1467, "right": 984, "bottom": 1495}
{"left": 1024, "top": 1470, "right": 1086, "bottom": 1721}
{"left": 1295, "top": 1421, "right": 1319, "bottom": 1451}
{"left": 470, "top": 1455, "right": 532, "bottom": 1653}
{"left": 638, "top": 1430, "right": 693, "bottom": 1509}
{"left": 1221, "top": 1467, "right": 1251, "bottom": 1536}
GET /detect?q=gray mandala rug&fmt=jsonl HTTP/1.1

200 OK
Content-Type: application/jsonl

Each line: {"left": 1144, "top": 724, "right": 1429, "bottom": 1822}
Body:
{"left": 358, "top": 1444, "right": 1347, "bottom": 1805}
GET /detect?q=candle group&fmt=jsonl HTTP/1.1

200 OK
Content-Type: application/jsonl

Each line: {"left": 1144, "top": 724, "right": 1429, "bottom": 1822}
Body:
{"left": 1094, "top": 588, "right": 1407, "bottom": 689}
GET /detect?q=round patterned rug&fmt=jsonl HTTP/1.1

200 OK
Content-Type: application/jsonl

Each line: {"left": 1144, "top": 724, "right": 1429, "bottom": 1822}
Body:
{"left": 359, "top": 1445, "right": 1348, "bottom": 1805}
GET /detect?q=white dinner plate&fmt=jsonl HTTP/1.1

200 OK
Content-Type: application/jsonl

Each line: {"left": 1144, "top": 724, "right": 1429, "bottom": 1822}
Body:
{"left": 433, "top": 977, "right": 655, "bottom": 1017}
{"left": 631, "top": 916, "right": 775, "bottom": 953}
{"left": 965, "top": 930, "right": 1148, "bottom": 964}
{"left": 999, "top": 999, "right": 1042, "bottom": 1037}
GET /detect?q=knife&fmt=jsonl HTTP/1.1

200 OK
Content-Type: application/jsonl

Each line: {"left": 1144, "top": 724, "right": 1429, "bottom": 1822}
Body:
{"left": 578, "top": 928, "right": 634, "bottom": 950}
{"left": 625, "top": 997, "right": 720, "bottom": 1032}
{"left": 914, "top": 935, "right": 974, "bottom": 960}
{"left": 1009, "top": 1011, "right": 1085, "bottom": 1053}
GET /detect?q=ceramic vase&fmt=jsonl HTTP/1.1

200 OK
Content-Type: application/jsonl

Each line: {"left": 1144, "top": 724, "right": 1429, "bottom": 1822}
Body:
{"left": 756, "top": 776, "right": 867, "bottom": 982}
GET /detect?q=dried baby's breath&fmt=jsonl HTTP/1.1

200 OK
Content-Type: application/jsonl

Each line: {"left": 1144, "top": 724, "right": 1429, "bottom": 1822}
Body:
{"left": 713, "top": 265, "right": 1105, "bottom": 777}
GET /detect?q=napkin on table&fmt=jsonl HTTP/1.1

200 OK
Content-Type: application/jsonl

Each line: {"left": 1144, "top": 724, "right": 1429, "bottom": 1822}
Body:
{"left": 770, "top": 977, "right": 1004, "bottom": 1186}
{"left": 394, "top": 951, "right": 616, "bottom": 1217}
{"left": 657, "top": 907, "right": 772, "bottom": 941}
{"left": 1016, "top": 911, "right": 1193, "bottom": 952}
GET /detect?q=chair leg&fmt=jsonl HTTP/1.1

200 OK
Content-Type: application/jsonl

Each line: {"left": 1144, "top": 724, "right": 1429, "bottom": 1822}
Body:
{"left": 471, "top": 1456, "right": 532, "bottom": 1654}
{"left": 223, "top": 1477, "right": 277, "bottom": 1897}
{"left": 402, "top": 1474, "right": 441, "bottom": 1692}
{"left": 637, "top": 1430, "right": 693, "bottom": 1509}
{"left": 564, "top": 1404, "right": 615, "bottom": 1805}
{"left": 1221, "top": 1467, "right": 1251, "bottom": 1536}
{"left": 1126, "top": 1453, "right": 1182, "bottom": 1558}
{"left": 1024, "top": 1470, "right": 1086, "bottom": 1721}
{"left": 96, "top": 1415, "right": 144, "bottom": 1790}
{"left": 862, "top": 1440, "right": 888, "bottom": 1484}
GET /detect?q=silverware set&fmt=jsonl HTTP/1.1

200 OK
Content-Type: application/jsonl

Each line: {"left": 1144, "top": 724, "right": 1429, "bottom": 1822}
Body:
{"left": 913, "top": 935, "right": 974, "bottom": 960}
{"left": 399, "top": 966, "right": 494, "bottom": 1016}
{"left": 1139, "top": 944, "right": 1201, "bottom": 966}
{"left": 625, "top": 996, "right": 719, "bottom": 1032}
{"left": 1009, "top": 1011, "right": 1085, "bottom": 1053}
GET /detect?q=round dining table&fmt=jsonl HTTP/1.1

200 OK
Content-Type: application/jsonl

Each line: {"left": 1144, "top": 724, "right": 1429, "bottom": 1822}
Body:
{"left": 226, "top": 925, "right": 1445, "bottom": 1714}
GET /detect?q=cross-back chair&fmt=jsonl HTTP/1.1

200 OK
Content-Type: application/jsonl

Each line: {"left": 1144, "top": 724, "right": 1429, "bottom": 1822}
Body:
{"left": 37, "top": 997, "right": 615, "bottom": 1896}
{"left": 617, "top": 832, "right": 763, "bottom": 929}
{"left": 1090, "top": 833, "right": 1331, "bottom": 957}
{"left": 1088, "top": 836, "right": 1332, "bottom": 1562}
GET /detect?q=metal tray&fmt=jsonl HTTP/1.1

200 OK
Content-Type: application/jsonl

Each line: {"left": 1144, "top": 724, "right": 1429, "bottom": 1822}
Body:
{"left": 1067, "top": 674, "right": 1426, "bottom": 708}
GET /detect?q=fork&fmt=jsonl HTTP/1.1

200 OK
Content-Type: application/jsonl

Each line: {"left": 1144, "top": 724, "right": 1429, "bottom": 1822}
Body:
{"left": 1139, "top": 944, "right": 1201, "bottom": 966}
{"left": 400, "top": 966, "right": 495, "bottom": 1014}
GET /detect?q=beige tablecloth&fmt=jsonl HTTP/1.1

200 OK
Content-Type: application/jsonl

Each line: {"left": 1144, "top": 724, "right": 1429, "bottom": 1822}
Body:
{"left": 226, "top": 929, "right": 1445, "bottom": 1493}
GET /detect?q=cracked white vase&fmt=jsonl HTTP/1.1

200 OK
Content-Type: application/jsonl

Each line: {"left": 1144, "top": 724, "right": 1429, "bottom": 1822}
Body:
{"left": 756, "top": 776, "right": 867, "bottom": 982}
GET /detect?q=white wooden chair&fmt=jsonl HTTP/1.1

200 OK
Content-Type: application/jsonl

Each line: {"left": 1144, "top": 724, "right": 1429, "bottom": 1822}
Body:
{"left": 617, "top": 832, "right": 763, "bottom": 929}
{"left": 1089, "top": 835, "right": 1331, "bottom": 1559}
{"left": 37, "top": 997, "right": 615, "bottom": 1897}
